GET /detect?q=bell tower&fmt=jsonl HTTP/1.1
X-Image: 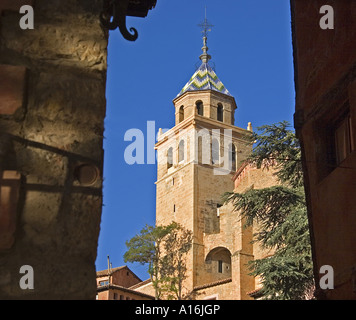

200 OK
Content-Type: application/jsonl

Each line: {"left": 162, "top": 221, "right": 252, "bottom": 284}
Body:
{"left": 154, "top": 16, "right": 254, "bottom": 298}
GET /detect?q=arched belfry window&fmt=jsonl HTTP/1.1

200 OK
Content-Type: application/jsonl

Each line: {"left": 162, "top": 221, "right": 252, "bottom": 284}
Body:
{"left": 196, "top": 129, "right": 211, "bottom": 165}
{"left": 217, "top": 104, "right": 223, "bottom": 122}
{"left": 196, "top": 101, "right": 203, "bottom": 116}
{"left": 178, "top": 140, "right": 185, "bottom": 162}
{"left": 167, "top": 147, "right": 173, "bottom": 169}
{"left": 179, "top": 105, "right": 184, "bottom": 122}
{"left": 229, "top": 144, "right": 237, "bottom": 172}
{"left": 198, "top": 136, "right": 203, "bottom": 164}
{"left": 211, "top": 138, "right": 220, "bottom": 165}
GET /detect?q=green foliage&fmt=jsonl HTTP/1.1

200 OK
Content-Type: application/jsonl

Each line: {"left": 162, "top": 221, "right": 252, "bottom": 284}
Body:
{"left": 224, "top": 185, "right": 305, "bottom": 250}
{"left": 124, "top": 223, "right": 177, "bottom": 299}
{"left": 160, "top": 224, "right": 193, "bottom": 300}
{"left": 247, "top": 120, "right": 303, "bottom": 188}
{"left": 123, "top": 224, "right": 156, "bottom": 266}
{"left": 124, "top": 222, "right": 192, "bottom": 300}
{"left": 223, "top": 121, "right": 314, "bottom": 300}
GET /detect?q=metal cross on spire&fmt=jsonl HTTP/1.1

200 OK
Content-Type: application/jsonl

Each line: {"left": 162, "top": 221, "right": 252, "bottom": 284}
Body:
{"left": 198, "top": 7, "right": 213, "bottom": 63}
{"left": 198, "top": 7, "right": 214, "bottom": 38}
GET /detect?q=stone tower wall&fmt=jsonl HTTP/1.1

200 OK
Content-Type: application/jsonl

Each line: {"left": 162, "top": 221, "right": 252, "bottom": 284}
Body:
{"left": 155, "top": 97, "right": 253, "bottom": 296}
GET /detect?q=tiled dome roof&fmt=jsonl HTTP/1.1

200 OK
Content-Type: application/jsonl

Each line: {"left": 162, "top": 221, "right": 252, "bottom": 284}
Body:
{"left": 176, "top": 62, "right": 231, "bottom": 98}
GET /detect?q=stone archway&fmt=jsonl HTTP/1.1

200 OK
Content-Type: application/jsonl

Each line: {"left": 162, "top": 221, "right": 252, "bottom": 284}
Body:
{"left": 205, "top": 247, "right": 232, "bottom": 281}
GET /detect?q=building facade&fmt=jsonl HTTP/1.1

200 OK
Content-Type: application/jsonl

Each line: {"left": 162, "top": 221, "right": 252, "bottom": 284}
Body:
{"left": 133, "top": 23, "right": 276, "bottom": 300}
{"left": 96, "top": 265, "right": 154, "bottom": 300}
{"left": 290, "top": 0, "right": 356, "bottom": 299}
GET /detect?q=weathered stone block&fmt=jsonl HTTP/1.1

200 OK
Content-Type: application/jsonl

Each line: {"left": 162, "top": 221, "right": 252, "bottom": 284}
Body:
{"left": 0, "top": 65, "right": 26, "bottom": 115}
{"left": 0, "top": 0, "right": 33, "bottom": 13}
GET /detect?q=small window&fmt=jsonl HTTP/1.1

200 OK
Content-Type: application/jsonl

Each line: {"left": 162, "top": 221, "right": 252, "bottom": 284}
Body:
{"left": 196, "top": 101, "right": 204, "bottom": 116}
{"left": 218, "top": 260, "right": 223, "bottom": 273}
{"left": 179, "top": 105, "right": 184, "bottom": 122}
{"left": 217, "top": 104, "right": 223, "bottom": 122}
{"left": 99, "top": 280, "right": 109, "bottom": 286}
{"left": 178, "top": 140, "right": 185, "bottom": 162}
{"left": 317, "top": 103, "right": 354, "bottom": 180}
{"left": 167, "top": 147, "right": 173, "bottom": 169}
{"left": 334, "top": 113, "right": 354, "bottom": 165}
{"left": 217, "top": 203, "right": 222, "bottom": 217}
{"left": 120, "top": 295, "right": 124, "bottom": 300}
{"left": 113, "top": 293, "right": 118, "bottom": 300}
{"left": 229, "top": 144, "right": 237, "bottom": 172}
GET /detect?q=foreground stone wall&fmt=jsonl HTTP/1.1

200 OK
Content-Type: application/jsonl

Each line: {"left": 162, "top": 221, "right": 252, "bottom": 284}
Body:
{"left": 0, "top": 0, "right": 108, "bottom": 299}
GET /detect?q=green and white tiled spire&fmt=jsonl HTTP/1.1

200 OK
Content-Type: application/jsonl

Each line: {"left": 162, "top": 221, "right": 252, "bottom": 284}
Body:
{"left": 176, "top": 63, "right": 231, "bottom": 98}
{"left": 176, "top": 14, "right": 231, "bottom": 98}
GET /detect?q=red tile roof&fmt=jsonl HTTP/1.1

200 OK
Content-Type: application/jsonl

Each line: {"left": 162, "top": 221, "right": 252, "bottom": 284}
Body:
{"left": 193, "top": 278, "right": 232, "bottom": 291}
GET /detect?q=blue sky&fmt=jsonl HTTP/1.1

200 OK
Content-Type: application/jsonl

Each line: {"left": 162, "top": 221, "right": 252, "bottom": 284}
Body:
{"left": 95, "top": 0, "right": 295, "bottom": 280}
